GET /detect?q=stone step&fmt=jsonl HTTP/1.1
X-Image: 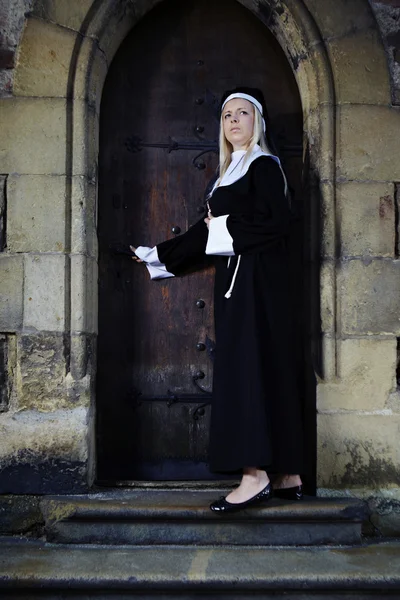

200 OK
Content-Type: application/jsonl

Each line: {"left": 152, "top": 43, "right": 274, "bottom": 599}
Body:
{"left": 41, "top": 489, "right": 368, "bottom": 547}
{"left": 0, "top": 537, "right": 400, "bottom": 598}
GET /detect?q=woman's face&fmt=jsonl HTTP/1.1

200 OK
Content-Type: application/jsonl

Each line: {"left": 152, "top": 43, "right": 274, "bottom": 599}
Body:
{"left": 222, "top": 98, "right": 255, "bottom": 151}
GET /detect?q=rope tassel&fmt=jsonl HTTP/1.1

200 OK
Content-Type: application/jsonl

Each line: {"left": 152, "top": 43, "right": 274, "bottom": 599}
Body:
{"left": 225, "top": 255, "right": 241, "bottom": 299}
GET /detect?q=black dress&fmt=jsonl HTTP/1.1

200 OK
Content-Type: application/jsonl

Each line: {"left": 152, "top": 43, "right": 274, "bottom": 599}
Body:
{"left": 155, "top": 155, "right": 304, "bottom": 474}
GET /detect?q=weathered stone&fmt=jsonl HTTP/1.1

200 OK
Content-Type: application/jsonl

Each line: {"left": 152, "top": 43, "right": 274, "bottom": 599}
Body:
{"left": 72, "top": 101, "right": 98, "bottom": 180}
{"left": 370, "top": 0, "right": 400, "bottom": 103}
{"left": 320, "top": 260, "right": 335, "bottom": 333}
{"left": 14, "top": 16, "right": 77, "bottom": 97}
{"left": 387, "top": 389, "right": 400, "bottom": 413}
{"left": 0, "top": 495, "right": 43, "bottom": 535}
{"left": 0, "top": 97, "right": 67, "bottom": 174}
{"left": 41, "top": 491, "right": 367, "bottom": 547}
{"left": 320, "top": 335, "right": 336, "bottom": 381}
{"left": 0, "top": 175, "right": 6, "bottom": 251}
{"left": 295, "top": 50, "right": 322, "bottom": 114}
{"left": 0, "top": 255, "right": 24, "bottom": 331}
{"left": 2, "top": 538, "right": 400, "bottom": 593}
{"left": 337, "top": 105, "right": 400, "bottom": 182}
{"left": 7, "top": 174, "right": 98, "bottom": 254}
{"left": 0, "top": 69, "right": 13, "bottom": 97}
{"left": 13, "top": 16, "right": 103, "bottom": 104}
{"left": 306, "top": 104, "right": 335, "bottom": 182}
{"left": 397, "top": 184, "right": 400, "bottom": 258}
{"left": 317, "top": 338, "right": 397, "bottom": 411}
{"left": 71, "top": 176, "right": 97, "bottom": 256}
{"left": 339, "top": 258, "right": 400, "bottom": 335}
{"left": 0, "top": 406, "right": 90, "bottom": 493}
{"left": 93, "top": 0, "right": 144, "bottom": 65}
{"left": 0, "top": 333, "right": 17, "bottom": 413}
{"left": 7, "top": 174, "right": 66, "bottom": 253}
{"left": 338, "top": 182, "right": 396, "bottom": 257}
{"left": 318, "top": 413, "right": 400, "bottom": 488}
{"left": 327, "top": 29, "right": 391, "bottom": 104}
{"left": 15, "top": 333, "right": 67, "bottom": 411}
{"left": 302, "top": 0, "right": 375, "bottom": 40}
{"left": 32, "top": 0, "right": 95, "bottom": 33}
{"left": 70, "top": 254, "right": 98, "bottom": 334}
{"left": 79, "top": 40, "right": 108, "bottom": 114}
{"left": 23, "top": 254, "right": 66, "bottom": 332}
{"left": 319, "top": 181, "right": 335, "bottom": 258}
{"left": 0, "top": 0, "right": 33, "bottom": 49}
{"left": 369, "top": 492, "right": 400, "bottom": 537}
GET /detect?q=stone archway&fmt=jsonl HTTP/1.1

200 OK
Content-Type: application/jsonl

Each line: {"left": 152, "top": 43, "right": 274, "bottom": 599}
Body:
{"left": 1, "top": 0, "right": 397, "bottom": 494}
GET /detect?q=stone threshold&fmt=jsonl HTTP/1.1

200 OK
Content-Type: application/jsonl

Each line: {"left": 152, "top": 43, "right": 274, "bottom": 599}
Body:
{"left": 0, "top": 538, "right": 400, "bottom": 595}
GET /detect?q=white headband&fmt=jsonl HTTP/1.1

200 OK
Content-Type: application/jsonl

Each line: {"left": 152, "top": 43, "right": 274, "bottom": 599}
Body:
{"left": 221, "top": 92, "right": 266, "bottom": 132}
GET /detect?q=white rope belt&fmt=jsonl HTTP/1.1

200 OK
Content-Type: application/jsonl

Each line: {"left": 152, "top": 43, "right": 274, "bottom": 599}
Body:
{"left": 225, "top": 255, "right": 241, "bottom": 299}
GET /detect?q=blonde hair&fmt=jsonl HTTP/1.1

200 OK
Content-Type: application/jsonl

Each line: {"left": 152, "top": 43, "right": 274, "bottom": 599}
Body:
{"left": 212, "top": 105, "right": 288, "bottom": 197}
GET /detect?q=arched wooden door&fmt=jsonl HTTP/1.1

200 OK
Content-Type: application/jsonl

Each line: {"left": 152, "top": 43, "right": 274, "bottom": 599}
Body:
{"left": 96, "top": 0, "right": 307, "bottom": 482}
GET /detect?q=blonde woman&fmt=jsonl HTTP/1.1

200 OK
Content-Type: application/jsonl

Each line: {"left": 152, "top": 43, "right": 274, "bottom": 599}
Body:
{"left": 132, "top": 87, "right": 304, "bottom": 511}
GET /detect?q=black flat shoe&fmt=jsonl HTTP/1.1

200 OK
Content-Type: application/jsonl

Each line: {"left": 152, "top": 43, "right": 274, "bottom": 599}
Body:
{"left": 273, "top": 485, "right": 303, "bottom": 501}
{"left": 210, "top": 482, "right": 273, "bottom": 513}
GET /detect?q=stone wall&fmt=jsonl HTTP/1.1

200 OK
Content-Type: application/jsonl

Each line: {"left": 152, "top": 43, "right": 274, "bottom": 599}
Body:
{"left": 0, "top": 0, "right": 100, "bottom": 492}
{"left": 0, "top": 0, "right": 399, "bottom": 534}
{"left": 369, "top": 0, "right": 400, "bottom": 104}
{"left": 0, "top": 0, "right": 33, "bottom": 96}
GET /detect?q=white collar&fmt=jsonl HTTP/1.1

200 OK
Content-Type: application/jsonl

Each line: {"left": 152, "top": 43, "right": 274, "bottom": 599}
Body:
{"left": 210, "top": 144, "right": 280, "bottom": 195}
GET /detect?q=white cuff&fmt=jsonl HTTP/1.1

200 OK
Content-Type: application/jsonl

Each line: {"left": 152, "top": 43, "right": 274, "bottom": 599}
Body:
{"left": 135, "top": 246, "right": 175, "bottom": 280}
{"left": 205, "top": 215, "right": 234, "bottom": 256}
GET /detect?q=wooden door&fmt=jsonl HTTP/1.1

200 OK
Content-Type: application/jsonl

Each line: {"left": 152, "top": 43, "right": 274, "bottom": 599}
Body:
{"left": 96, "top": 0, "right": 307, "bottom": 482}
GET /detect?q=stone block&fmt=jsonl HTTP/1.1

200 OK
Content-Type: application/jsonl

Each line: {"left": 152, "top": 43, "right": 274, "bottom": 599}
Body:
{"left": 14, "top": 17, "right": 79, "bottom": 98}
{"left": 14, "top": 16, "right": 107, "bottom": 110}
{"left": 317, "top": 413, "right": 400, "bottom": 488}
{"left": 92, "top": 1, "right": 141, "bottom": 66}
{"left": 0, "top": 495, "right": 43, "bottom": 535}
{"left": 32, "top": 0, "right": 94, "bottom": 33}
{"left": 338, "top": 182, "right": 396, "bottom": 257}
{"left": 319, "top": 181, "right": 335, "bottom": 258}
{"left": 0, "top": 98, "right": 67, "bottom": 175}
{"left": 327, "top": 30, "right": 391, "bottom": 105}
{"left": 368, "top": 491, "right": 400, "bottom": 537}
{"left": 0, "top": 255, "right": 24, "bottom": 331}
{"left": 81, "top": 42, "right": 108, "bottom": 114}
{"left": 72, "top": 102, "right": 98, "bottom": 180}
{"left": 15, "top": 333, "right": 68, "bottom": 412}
{"left": 70, "top": 255, "right": 98, "bottom": 334}
{"left": 306, "top": 104, "right": 335, "bottom": 182}
{"left": 23, "top": 254, "right": 66, "bottom": 332}
{"left": 337, "top": 105, "right": 400, "bottom": 182}
{"left": 0, "top": 175, "right": 7, "bottom": 250}
{"left": 302, "top": 0, "right": 375, "bottom": 40}
{"left": 320, "top": 334, "right": 336, "bottom": 381}
{"left": 71, "top": 176, "right": 97, "bottom": 256}
{"left": 320, "top": 260, "right": 335, "bottom": 333}
{"left": 0, "top": 333, "right": 17, "bottom": 413}
{"left": 0, "top": 69, "right": 13, "bottom": 98}
{"left": 0, "top": 406, "right": 89, "bottom": 460}
{"left": 339, "top": 258, "right": 400, "bottom": 335}
{"left": 7, "top": 174, "right": 66, "bottom": 253}
{"left": 0, "top": 406, "right": 91, "bottom": 493}
{"left": 317, "top": 338, "right": 397, "bottom": 411}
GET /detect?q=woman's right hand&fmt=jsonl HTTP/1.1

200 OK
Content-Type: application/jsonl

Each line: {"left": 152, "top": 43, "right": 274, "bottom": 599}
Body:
{"left": 130, "top": 246, "right": 144, "bottom": 263}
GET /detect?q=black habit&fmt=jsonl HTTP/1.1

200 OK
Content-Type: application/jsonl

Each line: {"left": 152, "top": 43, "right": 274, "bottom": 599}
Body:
{"left": 155, "top": 155, "right": 304, "bottom": 474}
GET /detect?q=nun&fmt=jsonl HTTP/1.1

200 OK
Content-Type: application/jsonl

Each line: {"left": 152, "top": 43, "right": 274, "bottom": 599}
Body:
{"left": 132, "top": 87, "right": 304, "bottom": 512}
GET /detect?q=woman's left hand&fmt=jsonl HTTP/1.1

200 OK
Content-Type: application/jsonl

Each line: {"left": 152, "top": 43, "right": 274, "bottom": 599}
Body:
{"left": 129, "top": 245, "right": 144, "bottom": 263}
{"left": 204, "top": 208, "right": 214, "bottom": 229}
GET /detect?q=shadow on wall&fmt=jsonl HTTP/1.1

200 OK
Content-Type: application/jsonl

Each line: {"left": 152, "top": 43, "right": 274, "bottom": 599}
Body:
{"left": 300, "top": 141, "right": 322, "bottom": 495}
